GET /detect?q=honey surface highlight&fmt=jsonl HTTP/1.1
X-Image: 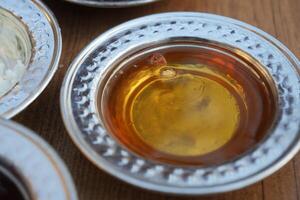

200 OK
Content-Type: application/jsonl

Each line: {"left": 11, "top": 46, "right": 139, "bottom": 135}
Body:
{"left": 131, "top": 64, "right": 241, "bottom": 156}
{"left": 101, "top": 46, "right": 275, "bottom": 166}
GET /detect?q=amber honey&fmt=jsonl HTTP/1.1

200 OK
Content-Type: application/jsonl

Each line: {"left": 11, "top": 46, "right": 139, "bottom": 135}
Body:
{"left": 100, "top": 44, "right": 276, "bottom": 166}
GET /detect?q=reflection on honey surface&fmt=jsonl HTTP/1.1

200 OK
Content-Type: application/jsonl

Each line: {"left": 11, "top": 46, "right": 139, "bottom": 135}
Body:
{"left": 101, "top": 46, "right": 276, "bottom": 166}
{"left": 132, "top": 64, "right": 241, "bottom": 156}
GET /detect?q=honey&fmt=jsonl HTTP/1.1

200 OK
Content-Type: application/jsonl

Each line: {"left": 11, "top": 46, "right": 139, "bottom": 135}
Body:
{"left": 100, "top": 44, "right": 276, "bottom": 166}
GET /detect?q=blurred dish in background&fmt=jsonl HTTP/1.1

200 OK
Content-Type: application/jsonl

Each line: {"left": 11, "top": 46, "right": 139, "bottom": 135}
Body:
{"left": 0, "top": 9, "right": 31, "bottom": 99}
{"left": 0, "top": 119, "right": 77, "bottom": 200}
{"left": 0, "top": 0, "right": 62, "bottom": 118}
{"left": 64, "top": 0, "right": 161, "bottom": 8}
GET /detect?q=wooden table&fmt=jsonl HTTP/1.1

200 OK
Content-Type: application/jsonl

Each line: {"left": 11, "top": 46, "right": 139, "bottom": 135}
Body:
{"left": 15, "top": 0, "right": 300, "bottom": 199}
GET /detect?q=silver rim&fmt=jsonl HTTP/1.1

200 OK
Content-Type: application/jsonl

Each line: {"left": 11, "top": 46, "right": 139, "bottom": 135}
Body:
{"left": 0, "top": 119, "right": 78, "bottom": 200}
{"left": 0, "top": 0, "right": 62, "bottom": 118}
{"left": 60, "top": 12, "right": 300, "bottom": 195}
{"left": 64, "top": 0, "right": 161, "bottom": 8}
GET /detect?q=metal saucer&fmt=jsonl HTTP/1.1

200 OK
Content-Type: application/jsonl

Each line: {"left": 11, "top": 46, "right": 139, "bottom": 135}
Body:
{"left": 0, "top": 119, "right": 77, "bottom": 200}
{"left": 64, "top": 0, "right": 161, "bottom": 8}
{"left": 61, "top": 12, "right": 300, "bottom": 195}
{"left": 0, "top": 0, "right": 62, "bottom": 118}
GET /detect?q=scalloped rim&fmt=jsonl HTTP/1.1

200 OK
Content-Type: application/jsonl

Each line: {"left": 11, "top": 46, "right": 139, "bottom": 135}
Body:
{"left": 60, "top": 12, "right": 300, "bottom": 195}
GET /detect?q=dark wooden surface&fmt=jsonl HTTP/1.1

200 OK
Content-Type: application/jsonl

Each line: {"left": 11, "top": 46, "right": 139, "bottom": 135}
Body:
{"left": 15, "top": 0, "right": 300, "bottom": 199}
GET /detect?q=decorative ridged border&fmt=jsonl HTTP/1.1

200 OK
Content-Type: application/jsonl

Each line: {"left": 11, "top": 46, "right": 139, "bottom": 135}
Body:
{"left": 0, "top": 0, "right": 61, "bottom": 118}
{"left": 62, "top": 13, "right": 300, "bottom": 194}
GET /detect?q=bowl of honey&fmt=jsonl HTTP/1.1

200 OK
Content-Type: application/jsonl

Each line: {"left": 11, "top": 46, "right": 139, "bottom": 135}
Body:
{"left": 61, "top": 12, "right": 300, "bottom": 195}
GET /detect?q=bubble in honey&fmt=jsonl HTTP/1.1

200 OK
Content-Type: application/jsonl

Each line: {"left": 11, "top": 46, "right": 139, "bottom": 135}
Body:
{"left": 160, "top": 67, "right": 177, "bottom": 78}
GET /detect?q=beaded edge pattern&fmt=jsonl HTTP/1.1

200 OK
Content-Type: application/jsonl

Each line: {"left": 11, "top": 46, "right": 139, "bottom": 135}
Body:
{"left": 69, "top": 13, "right": 300, "bottom": 189}
{"left": 0, "top": 0, "right": 56, "bottom": 117}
